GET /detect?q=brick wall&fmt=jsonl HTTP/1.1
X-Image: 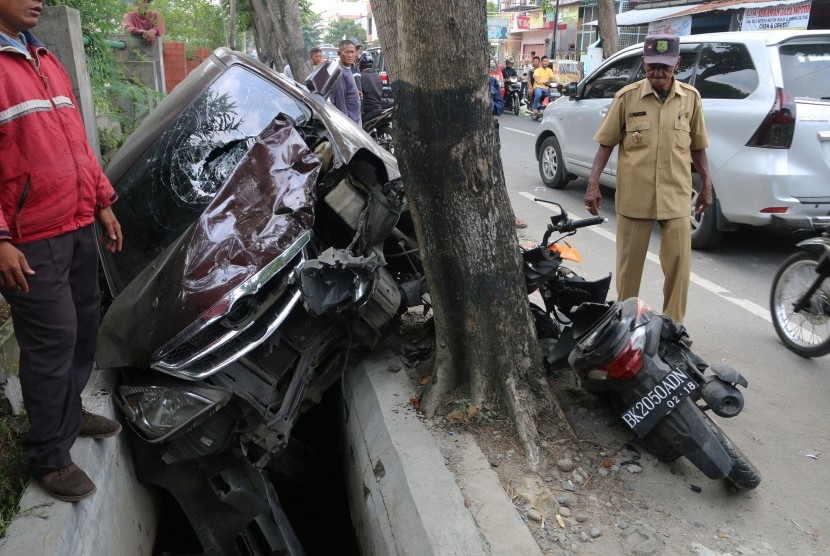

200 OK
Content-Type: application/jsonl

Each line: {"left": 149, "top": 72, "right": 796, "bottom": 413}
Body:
{"left": 163, "top": 42, "right": 212, "bottom": 92}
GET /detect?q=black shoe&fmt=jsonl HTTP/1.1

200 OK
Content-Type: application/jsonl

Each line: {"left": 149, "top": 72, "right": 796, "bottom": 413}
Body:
{"left": 80, "top": 410, "right": 122, "bottom": 439}
{"left": 34, "top": 464, "right": 96, "bottom": 502}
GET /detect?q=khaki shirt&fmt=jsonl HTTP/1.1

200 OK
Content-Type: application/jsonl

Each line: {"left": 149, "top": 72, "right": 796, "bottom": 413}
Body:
{"left": 593, "top": 78, "right": 709, "bottom": 219}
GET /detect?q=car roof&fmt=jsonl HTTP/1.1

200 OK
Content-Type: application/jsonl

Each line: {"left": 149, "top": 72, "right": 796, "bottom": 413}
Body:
{"left": 616, "top": 29, "right": 830, "bottom": 58}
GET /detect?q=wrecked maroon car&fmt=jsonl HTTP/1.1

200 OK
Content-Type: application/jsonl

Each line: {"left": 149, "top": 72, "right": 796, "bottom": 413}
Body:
{"left": 96, "top": 49, "right": 424, "bottom": 554}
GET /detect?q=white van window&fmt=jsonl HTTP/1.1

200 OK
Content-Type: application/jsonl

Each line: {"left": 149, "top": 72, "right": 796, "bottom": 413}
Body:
{"left": 694, "top": 43, "right": 758, "bottom": 100}
{"left": 583, "top": 55, "right": 640, "bottom": 99}
{"left": 779, "top": 42, "right": 830, "bottom": 101}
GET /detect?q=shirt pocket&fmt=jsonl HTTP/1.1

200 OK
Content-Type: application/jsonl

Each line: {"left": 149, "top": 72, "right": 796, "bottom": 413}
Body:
{"left": 623, "top": 121, "right": 651, "bottom": 150}
{"left": 674, "top": 119, "right": 692, "bottom": 150}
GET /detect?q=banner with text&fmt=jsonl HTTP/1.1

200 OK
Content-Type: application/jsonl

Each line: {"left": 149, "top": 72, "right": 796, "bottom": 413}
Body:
{"left": 741, "top": 1, "right": 812, "bottom": 31}
{"left": 488, "top": 17, "right": 511, "bottom": 40}
{"left": 648, "top": 15, "right": 693, "bottom": 36}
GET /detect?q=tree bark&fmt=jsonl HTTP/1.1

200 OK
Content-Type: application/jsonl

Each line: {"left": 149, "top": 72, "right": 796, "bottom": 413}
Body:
{"left": 230, "top": 0, "right": 238, "bottom": 50}
{"left": 265, "top": 0, "right": 313, "bottom": 81}
{"left": 370, "top": 0, "right": 563, "bottom": 468}
{"left": 597, "top": 0, "right": 619, "bottom": 59}
{"left": 250, "top": 0, "right": 281, "bottom": 67}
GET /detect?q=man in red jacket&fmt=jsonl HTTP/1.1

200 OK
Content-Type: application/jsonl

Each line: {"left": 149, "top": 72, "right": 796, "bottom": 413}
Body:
{"left": 0, "top": 0, "right": 124, "bottom": 502}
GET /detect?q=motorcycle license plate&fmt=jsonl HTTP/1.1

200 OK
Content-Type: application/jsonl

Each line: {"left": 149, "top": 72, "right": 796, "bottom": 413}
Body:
{"left": 621, "top": 367, "right": 698, "bottom": 438}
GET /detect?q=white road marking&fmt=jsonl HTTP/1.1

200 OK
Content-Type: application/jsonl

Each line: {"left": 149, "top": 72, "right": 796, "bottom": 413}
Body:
{"left": 502, "top": 127, "right": 535, "bottom": 137}
{"left": 519, "top": 192, "right": 772, "bottom": 323}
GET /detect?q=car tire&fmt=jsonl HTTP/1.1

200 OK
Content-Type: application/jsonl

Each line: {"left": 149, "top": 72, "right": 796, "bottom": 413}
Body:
{"left": 539, "top": 136, "right": 569, "bottom": 190}
{"left": 690, "top": 176, "right": 722, "bottom": 250}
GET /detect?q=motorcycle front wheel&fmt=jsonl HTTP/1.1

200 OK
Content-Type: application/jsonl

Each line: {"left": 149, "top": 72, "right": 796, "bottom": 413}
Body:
{"left": 770, "top": 251, "right": 830, "bottom": 357}
{"left": 513, "top": 94, "right": 520, "bottom": 115}
{"left": 702, "top": 414, "right": 761, "bottom": 490}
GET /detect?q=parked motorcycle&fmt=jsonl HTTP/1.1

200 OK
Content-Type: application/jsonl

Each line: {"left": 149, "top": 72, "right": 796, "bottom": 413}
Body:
{"left": 530, "top": 82, "right": 561, "bottom": 122}
{"left": 770, "top": 223, "right": 830, "bottom": 357}
{"left": 524, "top": 199, "right": 760, "bottom": 490}
{"left": 363, "top": 106, "right": 395, "bottom": 154}
{"left": 504, "top": 75, "right": 522, "bottom": 116}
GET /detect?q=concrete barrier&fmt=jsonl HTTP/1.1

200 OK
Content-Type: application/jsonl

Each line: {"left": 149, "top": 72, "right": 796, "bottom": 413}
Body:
{"left": 0, "top": 317, "right": 156, "bottom": 556}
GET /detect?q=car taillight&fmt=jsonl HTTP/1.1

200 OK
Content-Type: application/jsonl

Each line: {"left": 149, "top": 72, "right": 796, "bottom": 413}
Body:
{"left": 746, "top": 87, "right": 795, "bottom": 149}
{"left": 380, "top": 71, "right": 388, "bottom": 85}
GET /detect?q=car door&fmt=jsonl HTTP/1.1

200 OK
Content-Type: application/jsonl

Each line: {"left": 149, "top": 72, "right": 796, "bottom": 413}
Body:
{"left": 560, "top": 53, "right": 641, "bottom": 183}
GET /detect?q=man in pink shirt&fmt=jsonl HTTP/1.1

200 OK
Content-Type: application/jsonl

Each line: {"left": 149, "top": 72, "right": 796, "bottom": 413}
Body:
{"left": 123, "top": 0, "right": 164, "bottom": 44}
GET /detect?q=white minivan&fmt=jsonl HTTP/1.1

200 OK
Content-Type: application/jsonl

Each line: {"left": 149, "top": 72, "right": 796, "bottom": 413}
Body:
{"left": 535, "top": 31, "right": 830, "bottom": 249}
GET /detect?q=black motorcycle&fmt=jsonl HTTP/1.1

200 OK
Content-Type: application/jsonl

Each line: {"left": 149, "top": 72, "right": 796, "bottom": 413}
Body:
{"left": 363, "top": 106, "right": 395, "bottom": 154}
{"left": 524, "top": 199, "right": 760, "bottom": 490}
{"left": 504, "top": 75, "right": 522, "bottom": 116}
{"left": 770, "top": 223, "right": 830, "bottom": 357}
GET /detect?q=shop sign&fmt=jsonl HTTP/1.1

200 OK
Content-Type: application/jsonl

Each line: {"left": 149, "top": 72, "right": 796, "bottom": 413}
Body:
{"left": 741, "top": 1, "right": 812, "bottom": 31}
{"left": 648, "top": 15, "right": 693, "bottom": 35}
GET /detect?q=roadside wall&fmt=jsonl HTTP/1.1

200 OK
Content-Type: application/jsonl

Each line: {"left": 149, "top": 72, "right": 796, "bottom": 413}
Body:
{"left": 0, "top": 321, "right": 156, "bottom": 556}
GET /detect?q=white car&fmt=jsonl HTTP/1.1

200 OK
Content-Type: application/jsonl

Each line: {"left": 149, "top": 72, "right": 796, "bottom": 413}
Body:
{"left": 535, "top": 31, "right": 830, "bottom": 249}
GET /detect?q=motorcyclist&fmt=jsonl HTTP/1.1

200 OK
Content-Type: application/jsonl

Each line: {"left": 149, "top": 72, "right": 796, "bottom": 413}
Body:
{"left": 531, "top": 56, "right": 556, "bottom": 116}
{"left": 358, "top": 52, "right": 383, "bottom": 121}
{"left": 501, "top": 58, "right": 519, "bottom": 111}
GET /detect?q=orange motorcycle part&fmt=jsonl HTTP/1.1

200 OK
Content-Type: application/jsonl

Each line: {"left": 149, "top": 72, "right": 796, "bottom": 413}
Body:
{"left": 549, "top": 240, "right": 582, "bottom": 263}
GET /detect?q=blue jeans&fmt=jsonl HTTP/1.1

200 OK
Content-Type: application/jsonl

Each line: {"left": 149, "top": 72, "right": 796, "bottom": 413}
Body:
{"left": 533, "top": 88, "right": 549, "bottom": 111}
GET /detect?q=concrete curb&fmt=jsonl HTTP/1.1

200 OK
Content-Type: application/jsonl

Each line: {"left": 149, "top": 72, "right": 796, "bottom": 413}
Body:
{"left": 343, "top": 350, "right": 541, "bottom": 555}
{"left": 0, "top": 317, "right": 156, "bottom": 556}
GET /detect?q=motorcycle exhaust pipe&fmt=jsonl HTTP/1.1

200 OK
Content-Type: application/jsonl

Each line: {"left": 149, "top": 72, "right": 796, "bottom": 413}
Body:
{"left": 700, "top": 379, "right": 744, "bottom": 418}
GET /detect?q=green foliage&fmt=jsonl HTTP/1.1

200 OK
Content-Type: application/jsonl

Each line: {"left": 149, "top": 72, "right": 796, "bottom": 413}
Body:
{"left": 153, "top": 0, "right": 226, "bottom": 50}
{"left": 50, "top": 0, "right": 221, "bottom": 157}
{"left": 300, "top": 0, "right": 324, "bottom": 50}
{"left": 323, "top": 19, "right": 367, "bottom": 47}
{"left": 0, "top": 415, "right": 29, "bottom": 538}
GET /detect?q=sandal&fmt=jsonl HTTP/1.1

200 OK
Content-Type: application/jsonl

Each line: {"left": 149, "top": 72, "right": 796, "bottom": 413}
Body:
{"left": 515, "top": 219, "right": 527, "bottom": 229}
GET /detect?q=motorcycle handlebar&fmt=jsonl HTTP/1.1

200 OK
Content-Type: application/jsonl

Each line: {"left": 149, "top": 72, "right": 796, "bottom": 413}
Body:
{"left": 565, "top": 216, "right": 607, "bottom": 232}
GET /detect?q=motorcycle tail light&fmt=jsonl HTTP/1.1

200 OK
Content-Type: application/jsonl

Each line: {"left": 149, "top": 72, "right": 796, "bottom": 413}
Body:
{"left": 117, "top": 385, "right": 231, "bottom": 442}
{"left": 599, "top": 326, "right": 646, "bottom": 380}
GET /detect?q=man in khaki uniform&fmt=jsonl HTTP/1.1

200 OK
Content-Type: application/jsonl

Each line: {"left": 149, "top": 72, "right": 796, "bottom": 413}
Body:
{"left": 584, "top": 34, "right": 713, "bottom": 323}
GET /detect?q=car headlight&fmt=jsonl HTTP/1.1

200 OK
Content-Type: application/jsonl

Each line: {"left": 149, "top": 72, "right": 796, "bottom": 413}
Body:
{"left": 116, "top": 385, "right": 232, "bottom": 442}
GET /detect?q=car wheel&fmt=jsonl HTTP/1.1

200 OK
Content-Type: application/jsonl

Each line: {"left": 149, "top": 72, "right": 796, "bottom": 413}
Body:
{"left": 538, "top": 136, "right": 569, "bottom": 190}
{"left": 690, "top": 177, "right": 722, "bottom": 249}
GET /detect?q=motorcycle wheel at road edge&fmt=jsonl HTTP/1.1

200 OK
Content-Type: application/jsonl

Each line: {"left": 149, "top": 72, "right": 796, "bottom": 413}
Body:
{"left": 770, "top": 222, "right": 830, "bottom": 357}
{"left": 523, "top": 199, "right": 761, "bottom": 490}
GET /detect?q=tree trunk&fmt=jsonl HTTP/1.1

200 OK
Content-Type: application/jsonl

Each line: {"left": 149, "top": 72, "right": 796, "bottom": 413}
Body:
{"left": 230, "top": 0, "right": 238, "bottom": 50}
{"left": 371, "top": 0, "right": 566, "bottom": 468}
{"left": 597, "top": 0, "right": 619, "bottom": 59}
{"left": 265, "top": 0, "right": 312, "bottom": 81}
{"left": 250, "top": 0, "right": 281, "bottom": 67}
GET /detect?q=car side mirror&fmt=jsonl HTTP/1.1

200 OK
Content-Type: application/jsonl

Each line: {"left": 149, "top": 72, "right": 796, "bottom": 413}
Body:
{"left": 306, "top": 60, "right": 342, "bottom": 98}
{"left": 565, "top": 82, "right": 578, "bottom": 99}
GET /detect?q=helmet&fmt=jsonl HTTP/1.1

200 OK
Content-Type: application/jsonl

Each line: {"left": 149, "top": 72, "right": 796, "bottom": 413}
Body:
{"left": 358, "top": 51, "right": 374, "bottom": 71}
{"left": 505, "top": 57, "right": 514, "bottom": 64}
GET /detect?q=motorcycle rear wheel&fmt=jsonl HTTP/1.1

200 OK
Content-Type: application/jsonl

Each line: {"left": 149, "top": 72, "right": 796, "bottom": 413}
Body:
{"left": 702, "top": 414, "right": 761, "bottom": 490}
{"left": 770, "top": 251, "right": 830, "bottom": 358}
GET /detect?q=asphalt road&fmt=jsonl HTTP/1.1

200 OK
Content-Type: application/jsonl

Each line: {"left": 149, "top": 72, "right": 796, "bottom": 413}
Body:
{"left": 497, "top": 113, "right": 830, "bottom": 551}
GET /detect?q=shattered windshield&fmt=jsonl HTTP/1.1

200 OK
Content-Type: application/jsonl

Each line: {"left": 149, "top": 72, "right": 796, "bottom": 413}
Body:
{"left": 105, "top": 66, "right": 312, "bottom": 293}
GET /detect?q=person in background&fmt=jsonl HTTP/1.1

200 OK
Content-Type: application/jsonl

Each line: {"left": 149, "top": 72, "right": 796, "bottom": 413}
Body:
{"left": 122, "top": 0, "right": 165, "bottom": 44}
{"left": 282, "top": 62, "right": 294, "bottom": 80}
{"left": 519, "top": 58, "right": 530, "bottom": 104}
{"left": 310, "top": 46, "right": 323, "bottom": 67}
{"left": 0, "top": 0, "right": 124, "bottom": 502}
{"left": 347, "top": 37, "right": 364, "bottom": 105}
{"left": 531, "top": 55, "right": 555, "bottom": 116}
{"left": 330, "top": 39, "right": 361, "bottom": 124}
{"left": 359, "top": 51, "right": 383, "bottom": 120}
{"left": 526, "top": 55, "right": 540, "bottom": 104}
{"left": 584, "top": 34, "right": 712, "bottom": 323}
